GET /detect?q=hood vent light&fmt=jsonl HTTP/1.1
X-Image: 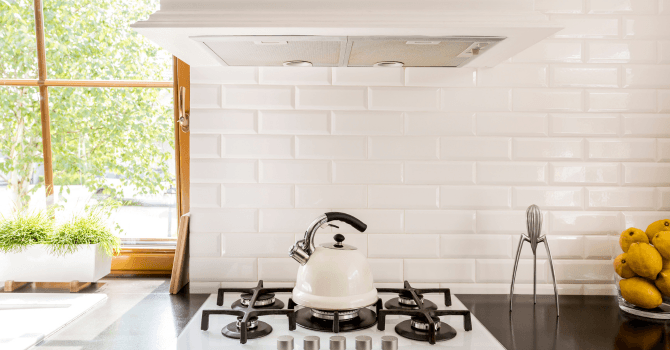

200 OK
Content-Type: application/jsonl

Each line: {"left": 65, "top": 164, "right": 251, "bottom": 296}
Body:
{"left": 373, "top": 61, "right": 404, "bottom": 67}
{"left": 283, "top": 60, "right": 313, "bottom": 67}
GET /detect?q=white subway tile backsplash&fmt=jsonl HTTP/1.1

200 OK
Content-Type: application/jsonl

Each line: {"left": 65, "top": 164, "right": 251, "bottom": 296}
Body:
{"left": 190, "top": 109, "right": 257, "bottom": 134}
{"left": 588, "top": 40, "right": 657, "bottom": 63}
{"left": 369, "top": 136, "right": 439, "bottom": 160}
{"left": 441, "top": 186, "right": 511, "bottom": 209}
{"left": 404, "top": 161, "right": 475, "bottom": 185}
{"left": 191, "top": 159, "right": 257, "bottom": 183}
{"left": 259, "top": 160, "right": 330, "bottom": 184}
{"left": 333, "top": 68, "right": 404, "bottom": 86}
{"left": 625, "top": 65, "right": 670, "bottom": 88}
{"left": 259, "top": 209, "right": 328, "bottom": 232}
{"left": 258, "top": 258, "right": 299, "bottom": 282}
{"left": 191, "top": 66, "right": 258, "bottom": 84}
{"left": 296, "top": 86, "right": 367, "bottom": 110}
{"left": 191, "top": 134, "right": 221, "bottom": 158}
{"left": 441, "top": 234, "right": 512, "bottom": 258}
{"left": 584, "top": 236, "right": 614, "bottom": 259}
{"left": 369, "top": 87, "right": 440, "bottom": 111}
{"left": 331, "top": 209, "right": 404, "bottom": 233}
{"left": 513, "top": 138, "right": 584, "bottom": 160}
{"left": 441, "top": 137, "right": 511, "bottom": 160}
{"left": 442, "top": 88, "right": 511, "bottom": 112}
{"left": 587, "top": 138, "right": 656, "bottom": 161}
{"left": 549, "top": 113, "right": 620, "bottom": 136}
{"left": 188, "top": 282, "right": 221, "bottom": 293}
{"left": 476, "top": 113, "right": 548, "bottom": 136}
{"left": 190, "top": 258, "right": 257, "bottom": 282}
{"left": 622, "top": 114, "right": 670, "bottom": 137}
{"left": 259, "top": 110, "right": 330, "bottom": 135}
{"left": 333, "top": 161, "right": 403, "bottom": 184}
{"left": 476, "top": 259, "right": 547, "bottom": 283}
{"left": 187, "top": 10, "right": 670, "bottom": 293}
{"left": 332, "top": 111, "right": 403, "bottom": 135}
{"left": 587, "top": 187, "right": 656, "bottom": 210}
{"left": 191, "top": 84, "right": 222, "bottom": 108}
{"left": 368, "top": 259, "right": 404, "bottom": 283}
{"left": 624, "top": 163, "right": 670, "bottom": 186}
{"left": 368, "top": 234, "right": 440, "bottom": 258}
{"left": 551, "top": 211, "right": 621, "bottom": 234}
{"left": 477, "top": 210, "right": 549, "bottom": 235}
{"left": 588, "top": 0, "right": 657, "bottom": 14}
{"left": 553, "top": 260, "right": 612, "bottom": 283}
{"left": 368, "top": 185, "right": 439, "bottom": 209}
{"left": 514, "top": 187, "right": 584, "bottom": 209}
{"left": 222, "top": 184, "right": 294, "bottom": 208}
{"left": 512, "top": 40, "right": 583, "bottom": 63}
{"left": 551, "top": 16, "right": 620, "bottom": 38}
{"left": 550, "top": 162, "right": 620, "bottom": 185}
{"left": 224, "top": 85, "right": 294, "bottom": 109}
{"left": 477, "top": 162, "right": 548, "bottom": 185}
{"left": 296, "top": 185, "right": 367, "bottom": 208}
{"left": 550, "top": 65, "right": 619, "bottom": 88}
{"left": 513, "top": 89, "right": 584, "bottom": 112}
{"left": 191, "top": 184, "right": 221, "bottom": 208}
{"left": 405, "top": 68, "right": 476, "bottom": 87}
{"left": 222, "top": 135, "right": 294, "bottom": 159}
{"left": 405, "top": 210, "right": 476, "bottom": 234}
{"left": 588, "top": 89, "right": 657, "bottom": 112}
{"left": 222, "top": 233, "right": 295, "bottom": 258}
{"left": 404, "top": 259, "right": 476, "bottom": 283}
{"left": 535, "top": 0, "right": 584, "bottom": 13}
{"left": 190, "top": 233, "right": 222, "bottom": 257}
{"left": 190, "top": 208, "right": 258, "bottom": 233}
{"left": 624, "top": 16, "right": 670, "bottom": 39}
{"left": 296, "top": 136, "right": 367, "bottom": 159}
{"left": 405, "top": 113, "right": 474, "bottom": 136}
{"left": 259, "top": 67, "right": 331, "bottom": 85}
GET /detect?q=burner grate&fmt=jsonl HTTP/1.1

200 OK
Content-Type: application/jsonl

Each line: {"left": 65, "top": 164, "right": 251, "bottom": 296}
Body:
{"left": 200, "top": 280, "right": 296, "bottom": 344}
{"left": 377, "top": 281, "right": 471, "bottom": 344}
{"left": 289, "top": 298, "right": 382, "bottom": 333}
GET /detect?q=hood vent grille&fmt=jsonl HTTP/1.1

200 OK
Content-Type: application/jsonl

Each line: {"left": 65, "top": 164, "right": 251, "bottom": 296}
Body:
{"left": 192, "top": 35, "right": 504, "bottom": 67}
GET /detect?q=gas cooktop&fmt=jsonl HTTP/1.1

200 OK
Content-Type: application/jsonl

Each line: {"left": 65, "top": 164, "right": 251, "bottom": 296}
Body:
{"left": 178, "top": 283, "right": 505, "bottom": 350}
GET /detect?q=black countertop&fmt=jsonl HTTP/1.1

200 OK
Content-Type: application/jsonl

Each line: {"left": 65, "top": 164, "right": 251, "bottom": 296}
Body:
{"left": 459, "top": 294, "right": 668, "bottom": 350}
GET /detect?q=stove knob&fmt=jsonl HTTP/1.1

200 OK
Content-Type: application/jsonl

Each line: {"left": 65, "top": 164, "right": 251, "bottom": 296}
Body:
{"left": 355, "top": 335, "right": 372, "bottom": 350}
{"left": 329, "top": 335, "right": 346, "bottom": 350}
{"left": 277, "top": 335, "right": 294, "bottom": 350}
{"left": 304, "top": 335, "right": 320, "bottom": 350}
{"left": 381, "top": 335, "right": 398, "bottom": 350}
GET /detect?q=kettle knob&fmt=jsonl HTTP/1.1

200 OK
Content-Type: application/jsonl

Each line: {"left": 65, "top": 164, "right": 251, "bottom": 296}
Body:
{"left": 333, "top": 234, "right": 345, "bottom": 247}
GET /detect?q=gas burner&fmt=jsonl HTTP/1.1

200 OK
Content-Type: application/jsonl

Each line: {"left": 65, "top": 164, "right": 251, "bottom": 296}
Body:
{"left": 379, "top": 281, "right": 450, "bottom": 310}
{"left": 231, "top": 292, "right": 285, "bottom": 310}
{"left": 221, "top": 316, "right": 273, "bottom": 340}
{"left": 377, "top": 281, "right": 471, "bottom": 345}
{"left": 289, "top": 298, "right": 382, "bottom": 333}
{"left": 201, "top": 280, "right": 296, "bottom": 344}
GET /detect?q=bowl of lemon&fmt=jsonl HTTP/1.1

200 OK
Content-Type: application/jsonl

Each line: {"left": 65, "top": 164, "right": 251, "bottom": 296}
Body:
{"left": 614, "top": 219, "right": 670, "bottom": 319}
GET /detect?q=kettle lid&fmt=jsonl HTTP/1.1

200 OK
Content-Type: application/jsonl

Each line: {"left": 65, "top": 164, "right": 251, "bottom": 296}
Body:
{"left": 320, "top": 234, "right": 357, "bottom": 250}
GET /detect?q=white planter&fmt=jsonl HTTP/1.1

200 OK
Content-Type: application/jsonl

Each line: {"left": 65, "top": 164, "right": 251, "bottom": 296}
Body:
{"left": 0, "top": 244, "right": 112, "bottom": 283}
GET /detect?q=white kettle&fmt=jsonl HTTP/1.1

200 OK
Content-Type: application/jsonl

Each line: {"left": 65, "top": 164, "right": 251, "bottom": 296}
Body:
{"left": 288, "top": 212, "right": 377, "bottom": 311}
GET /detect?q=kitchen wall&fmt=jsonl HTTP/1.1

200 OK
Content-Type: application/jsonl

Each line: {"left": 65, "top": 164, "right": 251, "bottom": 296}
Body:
{"left": 187, "top": 0, "right": 670, "bottom": 295}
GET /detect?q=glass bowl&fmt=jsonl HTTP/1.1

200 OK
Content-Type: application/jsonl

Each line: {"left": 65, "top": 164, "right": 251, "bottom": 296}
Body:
{"left": 614, "top": 268, "right": 670, "bottom": 320}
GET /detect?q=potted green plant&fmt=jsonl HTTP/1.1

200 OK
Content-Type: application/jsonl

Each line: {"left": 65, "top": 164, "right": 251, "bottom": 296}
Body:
{"left": 0, "top": 209, "right": 120, "bottom": 284}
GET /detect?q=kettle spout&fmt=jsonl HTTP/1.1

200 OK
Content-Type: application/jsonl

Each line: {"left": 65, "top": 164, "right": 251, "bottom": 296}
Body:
{"left": 289, "top": 241, "right": 311, "bottom": 265}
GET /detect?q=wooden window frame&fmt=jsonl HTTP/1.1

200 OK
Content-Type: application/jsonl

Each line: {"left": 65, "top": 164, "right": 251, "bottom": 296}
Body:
{"left": 2, "top": 0, "right": 190, "bottom": 276}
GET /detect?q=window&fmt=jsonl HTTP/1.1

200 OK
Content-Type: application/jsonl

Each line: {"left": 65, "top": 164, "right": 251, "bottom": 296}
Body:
{"left": 1, "top": 0, "right": 176, "bottom": 242}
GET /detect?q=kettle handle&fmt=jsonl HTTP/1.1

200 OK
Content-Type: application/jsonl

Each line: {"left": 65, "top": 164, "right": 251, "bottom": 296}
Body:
{"left": 325, "top": 212, "right": 367, "bottom": 232}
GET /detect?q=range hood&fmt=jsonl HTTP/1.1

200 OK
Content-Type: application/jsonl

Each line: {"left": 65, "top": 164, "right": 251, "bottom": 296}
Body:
{"left": 132, "top": 0, "right": 563, "bottom": 68}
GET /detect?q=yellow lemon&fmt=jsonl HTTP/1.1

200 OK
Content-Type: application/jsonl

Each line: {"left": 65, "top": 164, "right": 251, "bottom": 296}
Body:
{"left": 653, "top": 231, "right": 670, "bottom": 260}
{"left": 645, "top": 219, "right": 670, "bottom": 242}
{"left": 620, "top": 227, "right": 649, "bottom": 253}
{"left": 656, "top": 269, "right": 670, "bottom": 298}
{"left": 627, "top": 243, "right": 662, "bottom": 280}
{"left": 614, "top": 253, "right": 637, "bottom": 279}
{"left": 620, "top": 277, "right": 663, "bottom": 309}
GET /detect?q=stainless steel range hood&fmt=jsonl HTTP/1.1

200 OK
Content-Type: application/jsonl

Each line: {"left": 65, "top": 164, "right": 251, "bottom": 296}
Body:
{"left": 132, "top": 0, "right": 563, "bottom": 68}
{"left": 192, "top": 35, "right": 505, "bottom": 67}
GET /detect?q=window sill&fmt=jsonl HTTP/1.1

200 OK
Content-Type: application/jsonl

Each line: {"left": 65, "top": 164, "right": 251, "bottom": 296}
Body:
{"left": 110, "top": 246, "right": 175, "bottom": 276}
